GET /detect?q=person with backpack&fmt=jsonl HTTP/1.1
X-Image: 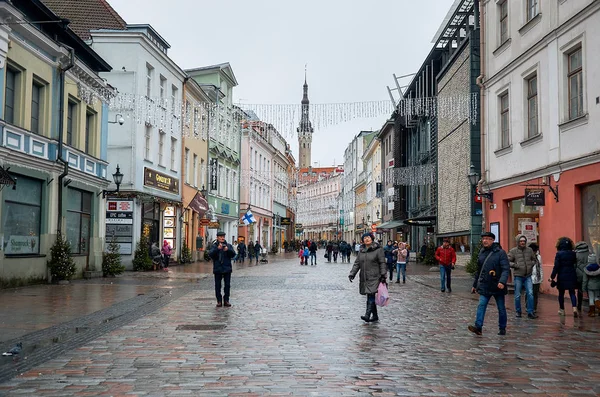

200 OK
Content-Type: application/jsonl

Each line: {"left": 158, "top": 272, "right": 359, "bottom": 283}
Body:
{"left": 583, "top": 254, "right": 600, "bottom": 316}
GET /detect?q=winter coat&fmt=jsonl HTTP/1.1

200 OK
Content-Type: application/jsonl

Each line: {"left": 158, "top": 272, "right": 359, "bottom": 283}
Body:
{"left": 435, "top": 246, "right": 456, "bottom": 266}
{"left": 551, "top": 248, "right": 578, "bottom": 290}
{"left": 583, "top": 263, "right": 600, "bottom": 292}
{"left": 383, "top": 244, "right": 396, "bottom": 264}
{"left": 394, "top": 243, "right": 408, "bottom": 263}
{"left": 508, "top": 240, "right": 537, "bottom": 278}
{"left": 349, "top": 243, "right": 386, "bottom": 295}
{"left": 309, "top": 242, "right": 317, "bottom": 253}
{"left": 209, "top": 240, "right": 235, "bottom": 273}
{"left": 161, "top": 243, "right": 172, "bottom": 256}
{"left": 151, "top": 244, "right": 161, "bottom": 260}
{"left": 248, "top": 242, "right": 255, "bottom": 256}
{"left": 531, "top": 253, "right": 544, "bottom": 284}
{"left": 472, "top": 243, "right": 510, "bottom": 297}
{"left": 575, "top": 241, "right": 589, "bottom": 284}
{"left": 237, "top": 243, "right": 246, "bottom": 256}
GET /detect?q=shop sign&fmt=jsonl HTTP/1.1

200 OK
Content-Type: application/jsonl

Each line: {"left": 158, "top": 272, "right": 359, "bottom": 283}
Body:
{"left": 4, "top": 235, "right": 39, "bottom": 254}
{"left": 221, "top": 203, "right": 230, "bottom": 214}
{"left": 209, "top": 158, "right": 218, "bottom": 191}
{"left": 106, "top": 212, "right": 133, "bottom": 224}
{"left": 296, "top": 223, "right": 303, "bottom": 228}
{"left": 280, "top": 217, "right": 291, "bottom": 226}
{"left": 106, "top": 200, "right": 134, "bottom": 254}
{"left": 107, "top": 200, "right": 133, "bottom": 212}
{"left": 188, "top": 193, "right": 208, "bottom": 215}
{"left": 144, "top": 167, "right": 179, "bottom": 194}
{"left": 525, "top": 188, "right": 545, "bottom": 206}
{"left": 208, "top": 221, "right": 220, "bottom": 229}
{"left": 200, "top": 217, "right": 210, "bottom": 226}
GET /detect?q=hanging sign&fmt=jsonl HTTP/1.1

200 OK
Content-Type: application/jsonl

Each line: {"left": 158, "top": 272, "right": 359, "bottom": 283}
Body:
{"left": 280, "top": 217, "right": 291, "bottom": 226}
{"left": 144, "top": 168, "right": 179, "bottom": 194}
{"left": 524, "top": 188, "right": 545, "bottom": 206}
{"left": 209, "top": 158, "right": 218, "bottom": 191}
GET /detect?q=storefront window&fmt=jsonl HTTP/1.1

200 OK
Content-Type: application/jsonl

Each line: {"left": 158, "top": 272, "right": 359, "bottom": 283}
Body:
{"left": 2, "top": 175, "right": 42, "bottom": 255}
{"left": 66, "top": 188, "right": 92, "bottom": 254}
{"left": 582, "top": 183, "right": 600, "bottom": 255}
{"left": 507, "top": 198, "right": 539, "bottom": 250}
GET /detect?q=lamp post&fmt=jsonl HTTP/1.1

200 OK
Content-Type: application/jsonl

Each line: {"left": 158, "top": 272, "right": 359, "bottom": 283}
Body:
{"left": 200, "top": 185, "right": 207, "bottom": 198}
{"left": 468, "top": 164, "right": 487, "bottom": 253}
{"left": 102, "top": 165, "right": 124, "bottom": 198}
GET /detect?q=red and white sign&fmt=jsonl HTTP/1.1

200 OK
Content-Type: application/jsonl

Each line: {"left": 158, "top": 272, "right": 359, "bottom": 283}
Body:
{"left": 107, "top": 200, "right": 133, "bottom": 212}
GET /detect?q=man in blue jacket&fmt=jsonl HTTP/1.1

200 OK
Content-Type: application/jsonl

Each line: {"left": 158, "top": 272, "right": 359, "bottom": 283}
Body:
{"left": 209, "top": 230, "right": 236, "bottom": 307}
{"left": 468, "top": 231, "right": 510, "bottom": 336}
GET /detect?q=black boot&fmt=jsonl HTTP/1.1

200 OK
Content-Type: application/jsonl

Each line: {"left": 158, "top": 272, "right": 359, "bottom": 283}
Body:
{"left": 371, "top": 302, "right": 379, "bottom": 322}
{"left": 361, "top": 301, "right": 372, "bottom": 322}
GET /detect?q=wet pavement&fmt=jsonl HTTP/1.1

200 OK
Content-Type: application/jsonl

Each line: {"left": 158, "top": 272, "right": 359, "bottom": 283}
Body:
{"left": 1, "top": 251, "right": 600, "bottom": 395}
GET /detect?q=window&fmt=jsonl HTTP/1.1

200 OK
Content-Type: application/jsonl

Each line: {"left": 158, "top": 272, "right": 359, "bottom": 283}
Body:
{"left": 200, "top": 158, "right": 205, "bottom": 188}
{"left": 193, "top": 154, "right": 198, "bottom": 187}
{"left": 170, "top": 137, "right": 177, "bottom": 170}
{"left": 2, "top": 174, "right": 42, "bottom": 255}
{"left": 158, "top": 131, "right": 165, "bottom": 166}
{"left": 500, "top": 92, "right": 510, "bottom": 148}
{"left": 67, "top": 100, "right": 76, "bottom": 146}
{"left": 85, "top": 109, "right": 95, "bottom": 154}
{"left": 145, "top": 125, "right": 152, "bottom": 160}
{"left": 526, "top": 75, "right": 538, "bottom": 138}
{"left": 184, "top": 148, "right": 190, "bottom": 184}
{"left": 66, "top": 188, "right": 92, "bottom": 255}
{"left": 526, "top": 0, "right": 538, "bottom": 22}
{"left": 500, "top": 1, "right": 509, "bottom": 44}
{"left": 146, "top": 63, "right": 153, "bottom": 98}
{"left": 568, "top": 47, "right": 583, "bottom": 120}
{"left": 4, "top": 67, "right": 19, "bottom": 125}
{"left": 159, "top": 75, "right": 166, "bottom": 101}
{"left": 582, "top": 183, "right": 600, "bottom": 256}
{"left": 171, "top": 85, "right": 178, "bottom": 112}
{"left": 31, "top": 81, "right": 43, "bottom": 134}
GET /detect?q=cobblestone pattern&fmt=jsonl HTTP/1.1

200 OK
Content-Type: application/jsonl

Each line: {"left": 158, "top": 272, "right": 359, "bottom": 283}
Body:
{"left": 0, "top": 283, "right": 197, "bottom": 384}
{"left": 2, "top": 257, "right": 600, "bottom": 396}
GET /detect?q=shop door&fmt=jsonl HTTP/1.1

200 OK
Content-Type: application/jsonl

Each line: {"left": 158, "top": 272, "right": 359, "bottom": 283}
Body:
{"left": 508, "top": 199, "right": 539, "bottom": 250}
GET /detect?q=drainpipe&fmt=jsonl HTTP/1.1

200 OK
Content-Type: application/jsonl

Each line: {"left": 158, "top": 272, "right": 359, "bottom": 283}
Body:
{"left": 57, "top": 47, "right": 75, "bottom": 234}
{"left": 475, "top": 0, "right": 487, "bottom": 233}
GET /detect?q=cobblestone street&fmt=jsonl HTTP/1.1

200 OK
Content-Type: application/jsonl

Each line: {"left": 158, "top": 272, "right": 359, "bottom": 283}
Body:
{"left": 2, "top": 253, "right": 600, "bottom": 396}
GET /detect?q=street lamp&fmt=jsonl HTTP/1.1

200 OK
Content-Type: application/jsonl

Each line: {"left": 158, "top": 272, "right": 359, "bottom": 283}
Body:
{"left": 102, "top": 165, "right": 123, "bottom": 198}
{"left": 376, "top": 209, "right": 380, "bottom": 219}
{"left": 200, "top": 184, "right": 207, "bottom": 197}
{"left": 367, "top": 214, "right": 370, "bottom": 223}
{"left": 468, "top": 164, "right": 493, "bottom": 202}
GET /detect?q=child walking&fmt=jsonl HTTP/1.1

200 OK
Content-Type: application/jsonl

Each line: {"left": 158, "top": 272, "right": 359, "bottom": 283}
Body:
{"left": 583, "top": 254, "right": 600, "bottom": 317}
{"left": 298, "top": 246, "right": 305, "bottom": 265}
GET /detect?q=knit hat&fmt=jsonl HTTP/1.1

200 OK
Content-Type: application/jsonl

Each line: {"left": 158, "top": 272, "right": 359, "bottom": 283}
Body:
{"left": 589, "top": 254, "right": 598, "bottom": 265}
{"left": 361, "top": 232, "right": 373, "bottom": 242}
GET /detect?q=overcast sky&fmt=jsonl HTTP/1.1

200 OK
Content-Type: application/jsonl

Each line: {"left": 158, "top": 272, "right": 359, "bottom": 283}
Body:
{"left": 108, "top": 0, "right": 453, "bottom": 167}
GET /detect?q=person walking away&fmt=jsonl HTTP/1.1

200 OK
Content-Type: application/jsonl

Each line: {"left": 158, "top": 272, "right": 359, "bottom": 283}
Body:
{"left": 420, "top": 242, "right": 427, "bottom": 263}
{"left": 507, "top": 235, "right": 538, "bottom": 319}
{"left": 575, "top": 241, "right": 590, "bottom": 314}
{"left": 583, "top": 254, "right": 600, "bottom": 317}
{"left": 384, "top": 241, "right": 395, "bottom": 281}
{"left": 332, "top": 242, "right": 340, "bottom": 262}
{"left": 326, "top": 242, "right": 333, "bottom": 263}
{"left": 303, "top": 246, "right": 310, "bottom": 265}
{"left": 209, "top": 231, "right": 235, "bottom": 307}
{"left": 151, "top": 242, "right": 162, "bottom": 270}
{"left": 468, "top": 231, "right": 510, "bottom": 336}
{"left": 309, "top": 241, "right": 318, "bottom": 266}
{"left": 348, "top": 233, "right": 387, "bottom": 323}
{"left": 237, "top": 240, "right": 247, "bottom": 263}
{"left": 528, "top": 243, "right": 543, "bottom": 315}
{"left": 161, "top": 240, "right": 172, "bottom": 271}
{"left": 394, "top": 242, "right": 408, "bottom": 284}
{"left": 254, "top": 240, "right": 263, "bottom": 264}
{"left": 248, "top": 241, "right": 255, "bottom": 264}
{"left": 550, "top": 237, "right": 579, "bottom": 317}
{"left": 339, "top": 241, "right": 347, "bottom": 263}
{"left": 355, "top": 242, "right": 361, "bottom": 257}
{"left": 435, "top": 238, "right": 456, "bottom": 292}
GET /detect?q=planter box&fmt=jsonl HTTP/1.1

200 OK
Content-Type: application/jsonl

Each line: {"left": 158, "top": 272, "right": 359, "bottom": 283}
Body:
{"left": 83, "top": 270, "right": 103, "bottom": 279}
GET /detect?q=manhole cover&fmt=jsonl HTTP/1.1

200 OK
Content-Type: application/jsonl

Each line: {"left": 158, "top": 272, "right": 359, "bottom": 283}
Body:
{"left": 176, "top": 324, "right": 226, "bottom": 331}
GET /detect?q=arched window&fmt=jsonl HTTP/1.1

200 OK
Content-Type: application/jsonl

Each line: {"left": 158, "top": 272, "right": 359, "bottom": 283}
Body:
{"left": 303, "top": 143, "right": 306, "bottom": 148}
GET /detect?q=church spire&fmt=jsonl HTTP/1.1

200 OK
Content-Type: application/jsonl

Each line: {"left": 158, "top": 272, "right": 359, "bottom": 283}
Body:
{"left": 297, "top": 67, "right": 313, "bottom": 168}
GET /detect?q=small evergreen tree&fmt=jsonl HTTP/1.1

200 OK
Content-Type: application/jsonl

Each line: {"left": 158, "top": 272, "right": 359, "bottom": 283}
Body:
{"left": 47, "top": 232, "right": 77, "bottom": 282}
{"left": 180, "top": 243, "right": 192, "bottom": 264}
{"left": 102, "top": 235, "right": 125, "bottom": 276}
{"left": 424, "top": 241, "right": 437, "bottom": 266}
{"left": 465, "top": 242, "right": 482, "bottom": 275}
{"left": 132, "top": 235, "right": 153, "bottom": 271}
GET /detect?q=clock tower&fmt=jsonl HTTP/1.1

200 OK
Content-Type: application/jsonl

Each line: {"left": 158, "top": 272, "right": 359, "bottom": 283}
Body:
{"left": 297, "top": 73, "right": 313, "bottom": 168}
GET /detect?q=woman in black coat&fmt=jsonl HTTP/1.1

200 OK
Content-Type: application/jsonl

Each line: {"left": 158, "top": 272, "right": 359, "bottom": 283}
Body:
{"left": 550, "top": 237, "right": 579, "bottom": 317}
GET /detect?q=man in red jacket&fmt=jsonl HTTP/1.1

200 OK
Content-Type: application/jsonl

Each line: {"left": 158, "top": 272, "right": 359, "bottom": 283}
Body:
{"left": 435, "top": 238, "right": 457, "bottom": 292}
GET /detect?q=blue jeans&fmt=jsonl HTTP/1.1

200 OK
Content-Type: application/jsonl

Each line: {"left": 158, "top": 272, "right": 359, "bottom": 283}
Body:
{"left": 439, "top": 265, "right": 452, "bottom": 291}
{"left": 475, "top": 294, "right": 507, "bottom": 330}
{"left": 396, "top": 263, "right": 406, "bottom": 282}
{"left": 513, "top": 276, "right": 534, "bottom": 315}
{"left": 310, "top": 252, "right": 317, "bottom": 265}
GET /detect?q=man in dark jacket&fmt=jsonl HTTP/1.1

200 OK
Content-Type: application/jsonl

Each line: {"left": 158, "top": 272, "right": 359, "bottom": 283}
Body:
{"left": 309, "top": 241, "right": 318, "bottom": 265}
{"left": 469, "top": 232, "right": 510, "bottom": 336}
{"left": 209, "top": 231, "right": 236, "bottom": 307}
{"left": 507, "top": 234, "right": 538, "bottom": 319}
{"left": 383, "top": 241, "right": 396, "bottom": 281}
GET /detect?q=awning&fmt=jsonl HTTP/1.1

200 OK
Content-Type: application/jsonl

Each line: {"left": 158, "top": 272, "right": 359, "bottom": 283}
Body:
{"left": 404, "top": 216, "right": 436, "bottom": 226}
{"left": 377, "top": 220, "right": 404, "bottom": 230}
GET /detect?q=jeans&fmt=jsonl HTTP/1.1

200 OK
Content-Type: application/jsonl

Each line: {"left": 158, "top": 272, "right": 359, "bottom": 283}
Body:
{"left": 475, "top": 293, "right": 507, "bottom": 330}
{"left": 439, "top": 265, "right": 452, "bottom": 291}
{"left": 589, "top": 289, "right": 600, "bottom": 305}
{"left": 513, "top": 276, "right": 534, "bottom": 315}
{"left": 558, "top": 288, "right": 577, "bottom": 309}
{"left": 214, "top": 272, "right": 231, "bottom": 303}
{"left": 396, "top": 262, "right": 406, "bottom": 282}
{"left": 310, "top": 252, "right": 317, "bottom": 265}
